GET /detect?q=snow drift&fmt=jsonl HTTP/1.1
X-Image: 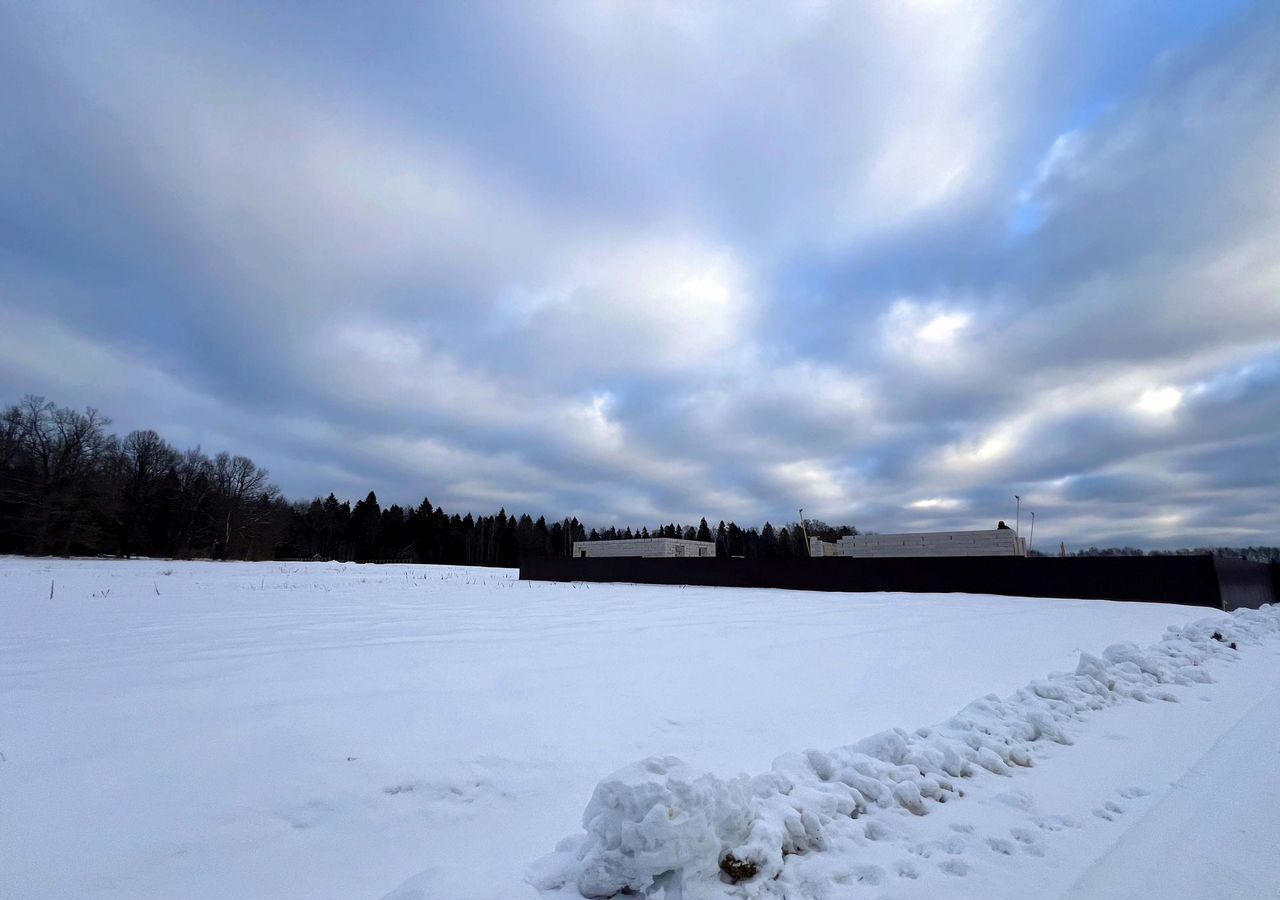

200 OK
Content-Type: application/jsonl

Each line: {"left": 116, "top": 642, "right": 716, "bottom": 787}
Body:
{"left": 530, "top": 606, "right": 1280, "bottom": 899}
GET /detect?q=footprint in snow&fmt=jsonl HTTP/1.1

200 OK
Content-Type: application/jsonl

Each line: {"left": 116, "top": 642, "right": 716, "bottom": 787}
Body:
{"left": 995, "top": 791, "right": 1034, "bottom": 811}
{"left": 895, "top": 860, "right": 920, "bottom": 880}
{"left": 1092, "top": 801, "right": 1125, "bottom": 821}
{"left": 863, "top": 820, "right": 893, "bottom": 842}
{"left": 384, "top": 778, "right": 489, "bottom": 803}
{"left": 938, "top": 858, "right": 970, "bottom": 877}
{"left": 1010, "top": 827, "right": 1046, "bottom": 856}
{"left": 1118, "top": 786, "right": 1149, "bottom": 800}
{"left": 949, "top": 822, "right": 975, "bottom": 834}
{"left": 853, "top": 865, "right": 885, "bottom": 886}
{"left": 279, "top": 800, "right": 335, "bottom": 829}
{"left": 986, "top": 837, "right": 1017, "bottom": 856}
{"left": 1036, "top": 814, "right": 1083, "bottom": 831}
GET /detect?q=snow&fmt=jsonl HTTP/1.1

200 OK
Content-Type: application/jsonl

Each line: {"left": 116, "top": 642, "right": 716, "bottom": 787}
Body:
{"left": 1, "top": 557, "right": 1277, "bottom": 900}
{"left": 531, "top": 607, "right": 1280, "bottom": 899}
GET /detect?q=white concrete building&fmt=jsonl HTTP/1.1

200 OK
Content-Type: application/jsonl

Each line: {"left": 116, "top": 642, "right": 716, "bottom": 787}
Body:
{"left": 834, "top": 529, "right": 1027, "bottom": 558}
{"left": 808, "top": 537, "right": 838, "bottom": 557}
{"left": 810, "top": 531, "right": 1026, "bottom": 558}
{"left": 573, "top": 538, "right": 716, "bottom": 559}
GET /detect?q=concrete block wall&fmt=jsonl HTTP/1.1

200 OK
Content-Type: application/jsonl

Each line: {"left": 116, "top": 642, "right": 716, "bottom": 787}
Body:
{"left": 572, "top": 537, "right": 716, "bottom": 559}
{"left": 808, "top": 538, "right": 838, "bottom": 557}
{"left": 835, "top": 529, "right": 1026, "bottom": 558}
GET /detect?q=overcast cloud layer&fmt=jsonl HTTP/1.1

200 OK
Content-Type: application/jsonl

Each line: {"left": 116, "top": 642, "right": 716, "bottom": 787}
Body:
{"left": 2, "top": 0, "right": 1278, "bottom": 548}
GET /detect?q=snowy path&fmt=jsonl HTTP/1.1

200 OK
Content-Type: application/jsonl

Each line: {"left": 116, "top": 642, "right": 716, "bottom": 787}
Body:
{"left": 1057, "top": 668, "right": 1280, "bottom": 900}
{"left": 940, "top": 623, "right": 1280, "bottom": 900}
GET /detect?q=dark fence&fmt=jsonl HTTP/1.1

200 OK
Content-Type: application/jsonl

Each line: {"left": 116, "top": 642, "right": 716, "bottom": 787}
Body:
{"left": 519, "top": 555, "right": 1277, "bottom": 611}
{"left": 1212, "top": 557, "right": 1277, "bottom": 611}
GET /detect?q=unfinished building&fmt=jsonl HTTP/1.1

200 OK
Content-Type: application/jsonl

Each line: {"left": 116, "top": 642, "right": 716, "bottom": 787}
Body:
{"left": 572, "top": 537, "right": 716, "bottom": 559}
{"left": 809, "top": 529, "right": 1027, "bottom": 558}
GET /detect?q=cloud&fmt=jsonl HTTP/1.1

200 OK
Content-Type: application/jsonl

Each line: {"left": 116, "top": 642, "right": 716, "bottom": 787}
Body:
{"left": 1133, "top": 386, "right": 1184, "bottom": 418}
{"left": 1, "top": 1, "right": 1278, "bottom": 546}
{"left": 909, "top": 498, "right": 963, "bottom": 511}
{"left": 881, "top": 299, "right": 977, "bottom": 370}
{"left": 501, "top": 235, "right": 756, "bottom": 377}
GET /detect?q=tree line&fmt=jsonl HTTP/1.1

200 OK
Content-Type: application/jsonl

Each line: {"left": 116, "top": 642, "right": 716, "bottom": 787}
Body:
{"left": 0, "top": 395, "right": 854, "bottom": 566}
{"left": 13, "top": 395, "right": 1266, "bottom": 568}
{"left": 1070, "top": 546, "right": 1280, "bottom": 563}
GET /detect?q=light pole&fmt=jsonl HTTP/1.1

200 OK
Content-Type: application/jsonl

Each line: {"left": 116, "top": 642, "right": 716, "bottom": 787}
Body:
{"left": 799, "top": 508, "right": 810, "bottom": 557}
{"left": 1029, "top": 511, "right": 1035, "bottom": 555}
{"left": 1014, "top": 495, "right": 1021, "bottom": 537}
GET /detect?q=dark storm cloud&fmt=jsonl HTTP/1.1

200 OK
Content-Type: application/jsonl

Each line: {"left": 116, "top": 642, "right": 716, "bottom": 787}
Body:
{"left": 1, "top": 0, "right": 1277, "bottom": 546}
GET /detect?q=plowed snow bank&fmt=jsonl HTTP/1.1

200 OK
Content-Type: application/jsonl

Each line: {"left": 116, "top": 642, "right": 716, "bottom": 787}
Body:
{"left": 531, "top": 607, "right": 1280, "bottom": 899}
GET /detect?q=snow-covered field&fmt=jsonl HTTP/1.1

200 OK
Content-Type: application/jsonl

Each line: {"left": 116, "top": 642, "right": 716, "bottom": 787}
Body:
{"left": 1, "top": 558, "right": 1277, "bottom": 900}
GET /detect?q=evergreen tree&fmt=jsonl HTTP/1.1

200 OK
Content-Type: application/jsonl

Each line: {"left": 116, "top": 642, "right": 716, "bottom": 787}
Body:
{"left": 696, "top": 517, "right": 712, "bottom": 542}
{"left": 347, "top": 491, "right": 382, "bottom": 560}
{"left": 760, "top": 522, "right": 777, "bottom": 558}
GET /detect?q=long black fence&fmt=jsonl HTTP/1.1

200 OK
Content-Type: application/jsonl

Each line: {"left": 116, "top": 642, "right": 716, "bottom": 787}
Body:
{"left": 519, "top": 554, "right": 1276, "bottom": 611}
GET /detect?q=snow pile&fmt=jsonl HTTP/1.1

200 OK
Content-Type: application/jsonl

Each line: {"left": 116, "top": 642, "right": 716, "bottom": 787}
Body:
{"left": 530, "top": 605, "right": 1280, "bottom": 899}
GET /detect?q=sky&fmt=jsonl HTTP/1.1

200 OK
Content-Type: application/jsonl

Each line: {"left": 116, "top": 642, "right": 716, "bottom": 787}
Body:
{"left": 2, "top": 0, "right": 1279, "bottom": 549}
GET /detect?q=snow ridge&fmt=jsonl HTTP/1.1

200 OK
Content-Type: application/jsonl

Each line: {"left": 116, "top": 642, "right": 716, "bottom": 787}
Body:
{"left": 529, "top": 605, "right": 1280, "bottom": 899}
